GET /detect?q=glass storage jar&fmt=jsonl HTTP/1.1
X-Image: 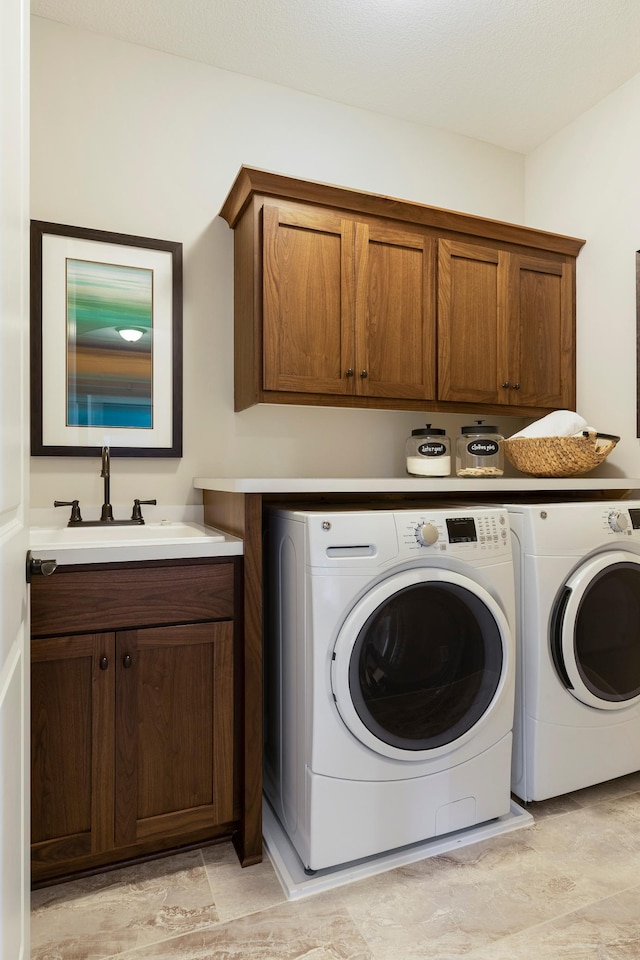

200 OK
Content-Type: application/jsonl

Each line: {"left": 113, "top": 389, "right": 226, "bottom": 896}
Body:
{"left": 406, "top": 424, "right": 451, "bottom": 477}
{"left": 456, "top": 420, "right": 504, "bottom": 477}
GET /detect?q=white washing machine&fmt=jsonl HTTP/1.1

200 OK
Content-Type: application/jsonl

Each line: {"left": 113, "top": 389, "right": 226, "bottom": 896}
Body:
{"left": 506, "top": 500, "right": 640, "bottom": 802}
{"left": 263, "top": 504, "right": 516, "bottom": 872}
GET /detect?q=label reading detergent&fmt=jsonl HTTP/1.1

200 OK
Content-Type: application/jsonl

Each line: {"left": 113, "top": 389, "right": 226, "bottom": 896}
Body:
{"left": 418, "top": 441, "right": 447, "bottom": 457}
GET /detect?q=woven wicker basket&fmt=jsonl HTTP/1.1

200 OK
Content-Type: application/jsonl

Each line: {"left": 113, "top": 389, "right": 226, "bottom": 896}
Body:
{"left": 502, "top": 431, "right": 619, "bottom": 478}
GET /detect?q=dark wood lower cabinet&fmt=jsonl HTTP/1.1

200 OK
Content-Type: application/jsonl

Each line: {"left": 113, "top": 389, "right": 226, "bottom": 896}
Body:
{"left": 114, "top": 620, "right": 234, "bottom": 847}
{"left": 31, "top": 632, "right": 116, "bottom": 869}
{"left": 30, "top": 557, "right": 243, "bottom": 885}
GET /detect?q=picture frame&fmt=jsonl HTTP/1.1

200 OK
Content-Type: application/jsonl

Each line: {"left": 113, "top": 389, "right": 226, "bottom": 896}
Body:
{"left": 637, "top": 249, "right": 640, "bottom": 438}
{"left": 30, "top": 221, "right": 183, "bottom": 457}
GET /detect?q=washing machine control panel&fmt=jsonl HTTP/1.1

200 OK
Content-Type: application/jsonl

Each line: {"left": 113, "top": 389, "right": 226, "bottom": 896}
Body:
{"left": 415, "top": 522, "right": 439, "bottom": 546}
{"left": 608, "top": 509, "right": 630, "bottom": 533}
{"left": 405, "top": 510, "right": 510, "bottom": 555}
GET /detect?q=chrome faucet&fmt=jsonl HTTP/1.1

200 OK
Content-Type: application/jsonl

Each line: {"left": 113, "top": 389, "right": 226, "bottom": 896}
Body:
{"left": 100, "top": 446, "right": 114, "bottom": 522}
{"left": 54, "top": 445, "right": 157, "bottom": 526}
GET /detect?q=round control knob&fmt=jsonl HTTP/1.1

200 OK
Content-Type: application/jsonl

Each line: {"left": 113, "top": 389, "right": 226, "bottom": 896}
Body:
{"left": 416, "top": 523, "right": 439, "bottom": 546}
{"left": 608, "top": 510, "right": 629, "bottom": 533}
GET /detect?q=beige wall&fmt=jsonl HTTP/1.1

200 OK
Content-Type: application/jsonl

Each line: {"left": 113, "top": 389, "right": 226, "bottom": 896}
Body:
{"left": 30, "top": 17, "right": 529, "bottom": 516}
{"left": 526, "top": 74, "right": 640, "bottom": 477}
{"left": 526, "top": 72, "right": 640, "bottom": 479}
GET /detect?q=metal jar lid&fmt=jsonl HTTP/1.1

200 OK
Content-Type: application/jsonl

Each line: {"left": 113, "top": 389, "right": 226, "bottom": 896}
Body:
{"left": 411, "top": 423, "right": 446, "bottom": 437}
{"left": 460, "top": 419, "right": 500, "bottom": 435}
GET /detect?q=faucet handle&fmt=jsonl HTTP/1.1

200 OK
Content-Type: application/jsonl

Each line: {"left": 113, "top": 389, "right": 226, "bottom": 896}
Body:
{"left": 54, "top": 499, "right": 83, "bottom": 524}
{"left": 131, "top": 498, "right": 157, "bottom": 522}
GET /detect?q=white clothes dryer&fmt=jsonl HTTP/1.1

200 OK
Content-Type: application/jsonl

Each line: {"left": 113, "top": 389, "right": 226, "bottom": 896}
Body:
{"left": 506, "top": 500, "right": 640, "bottom": 803}
{"left": 263, "top": 505, "right": 516, "bottom": 872}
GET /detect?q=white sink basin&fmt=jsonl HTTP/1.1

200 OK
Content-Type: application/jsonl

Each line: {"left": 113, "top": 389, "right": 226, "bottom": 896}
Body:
{"left": 29, "top": 521, "right": 243, "bottom": 564}
{"left": 32, "top": 521, "right": 225, "bottom": 545}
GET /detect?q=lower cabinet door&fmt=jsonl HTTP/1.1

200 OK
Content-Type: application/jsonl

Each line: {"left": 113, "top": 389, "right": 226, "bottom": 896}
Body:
{"left": 31, "top": 633, "right": 116, "bottom": 872}
{"left": 114, "top": 620, "right": 235, "bottom": 848}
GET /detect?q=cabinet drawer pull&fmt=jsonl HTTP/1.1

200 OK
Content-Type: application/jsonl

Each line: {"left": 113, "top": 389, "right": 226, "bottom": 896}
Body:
{"left": 99, "top": 656, "right": 109, "bottom": 671}
{"left": 122, "top": 654, "right": 132, "bottom": 668}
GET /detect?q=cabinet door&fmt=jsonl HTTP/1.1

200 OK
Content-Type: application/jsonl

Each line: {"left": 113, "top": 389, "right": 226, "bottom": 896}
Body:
{"left": 262, "top": 204, "right": 356, "bottom": 395}
{"left": 31, "top": 634, "right": 115, "bottom": 873}
{"left": 355, "top": 222, "right": 436, "bottom": 400}
{"left": 506, "top": 254, "right": 575, "bottom": 409}
{"left": 115, "top": 620, "right": 234, "bottom": 848}
{"left": 437, "top": 239, "right": 509, "bottom": 404}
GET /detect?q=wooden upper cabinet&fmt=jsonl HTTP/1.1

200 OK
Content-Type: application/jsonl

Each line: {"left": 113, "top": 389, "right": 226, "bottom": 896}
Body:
{"left": 221, "top": 166, "right": 584, "bottom": 415}
{"left": 438, "top": 240, "right": 575, "bottom": 410}
{"left": 438, "top": 240, "right": 509, "bottom": 405}
{"left": 354, "top": 221, "right": 436, "bottom": 401}
{"left": 263, "top": 204, "right": 355, "bottom": 396}
{"left": 262, "top": 204, "right": 436, "bottom": 401}
{"left": 507, "top": 254, "right": 574, "bottom": 409}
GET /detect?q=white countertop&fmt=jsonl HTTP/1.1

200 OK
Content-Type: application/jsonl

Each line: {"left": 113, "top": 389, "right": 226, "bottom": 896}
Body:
{"left": 194, "top": 476, "right": 640, "bottom": 495}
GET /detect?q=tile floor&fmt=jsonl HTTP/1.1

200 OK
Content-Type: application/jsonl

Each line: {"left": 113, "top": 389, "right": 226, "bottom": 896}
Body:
{"left": 32, "top": 773, "right": 640, "bottom": 960}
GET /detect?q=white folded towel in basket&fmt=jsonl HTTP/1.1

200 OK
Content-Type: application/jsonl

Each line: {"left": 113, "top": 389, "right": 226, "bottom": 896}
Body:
{"left": 509, "top": 410, "right": 589, "bottom": 439}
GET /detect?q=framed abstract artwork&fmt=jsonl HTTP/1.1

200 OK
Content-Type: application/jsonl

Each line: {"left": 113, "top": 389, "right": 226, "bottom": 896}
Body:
{"left": 637, "top": 249, "right": 640, "bottom": 438}
{"left": 30, "top": 221, "right": 183, "bottom": 457}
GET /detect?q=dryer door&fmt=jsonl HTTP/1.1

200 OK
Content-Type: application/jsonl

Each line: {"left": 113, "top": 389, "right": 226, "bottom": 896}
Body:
{"left": 330, "top": 568, "right": 511, "bottom": 762}
{"left": 551, "top": 551, "right": 640, "bottom": 710}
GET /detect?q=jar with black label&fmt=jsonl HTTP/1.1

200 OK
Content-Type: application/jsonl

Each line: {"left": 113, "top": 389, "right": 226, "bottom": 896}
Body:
{"left": 406, "top": 424, "right": 451, "bottom": 477}
{"left": 456, "top": 420, "right": 504, "bottom": 477}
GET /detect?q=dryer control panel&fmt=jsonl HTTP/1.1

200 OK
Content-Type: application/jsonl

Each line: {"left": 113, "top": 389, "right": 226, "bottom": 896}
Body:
{"left": 505, "top": 499, "right": 640, "bottom": 557}
{"left": 598, "top": 503, "right": 640, "bottom": 539}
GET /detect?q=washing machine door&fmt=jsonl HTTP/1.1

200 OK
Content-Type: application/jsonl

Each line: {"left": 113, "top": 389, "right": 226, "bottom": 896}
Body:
{"left": 330, "top": 568, "right": 511, "bottom": 762}
{"left": 551, "top": 551, "right": 640, "bottom": 710}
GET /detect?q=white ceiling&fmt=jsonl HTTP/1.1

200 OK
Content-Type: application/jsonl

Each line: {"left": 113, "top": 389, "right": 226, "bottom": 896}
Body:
{"left": 31, "top": 0, "right": 640, "bottom": 153}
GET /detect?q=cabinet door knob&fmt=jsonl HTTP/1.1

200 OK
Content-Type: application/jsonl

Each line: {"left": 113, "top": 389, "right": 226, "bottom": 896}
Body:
{"left": 122, "top": 654, "right": 132, "bottom": 668}
{"left": 513, "top": 382, "right": 521, "bottom": 390}
{"left": 345, "top": 368, "right": 354, "bottom": 378}
{"left": 359, "top": 370, "right": 368, "bottom": 379}
{"left": 501, "top": 381, "right": 510, "bottom": 389}
{"left": 99, "top": 656, "right": 109, "bottom": 671}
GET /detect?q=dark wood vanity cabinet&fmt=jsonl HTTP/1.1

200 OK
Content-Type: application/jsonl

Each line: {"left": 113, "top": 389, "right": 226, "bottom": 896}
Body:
{"left": 30, "top": 557, "right": 243, "bottom": 885}
{"left": 220, "top": 166, "right": 585, "bottom": 417}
